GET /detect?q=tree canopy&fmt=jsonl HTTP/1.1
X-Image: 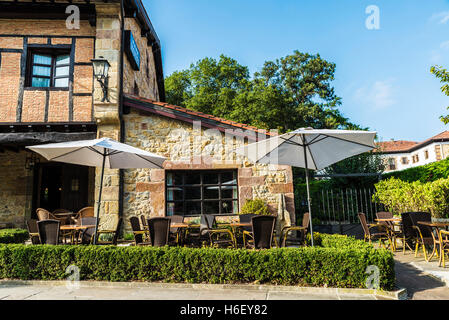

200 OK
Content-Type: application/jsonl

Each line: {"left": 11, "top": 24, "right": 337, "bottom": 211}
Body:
{"left": 165, "top": 51, "right": 358, "bottom": 133}
{"left": 431, "top": 65, "right": 449, "bottom": 124}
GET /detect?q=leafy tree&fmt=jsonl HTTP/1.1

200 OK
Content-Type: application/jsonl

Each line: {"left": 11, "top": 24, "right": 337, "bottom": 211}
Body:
{"left": 431, "top": 65, "right": 449, "bottom": 124}
{"left": 165, "top": 51, "right": 356, "bottom": 133}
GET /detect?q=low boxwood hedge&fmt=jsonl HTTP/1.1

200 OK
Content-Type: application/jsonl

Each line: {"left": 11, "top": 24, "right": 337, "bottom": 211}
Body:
{"left": 0, "top": 233, "right": 395, "bottom": 290}
{"left": 0, "top": 229, "right": 29, "bottom": 244}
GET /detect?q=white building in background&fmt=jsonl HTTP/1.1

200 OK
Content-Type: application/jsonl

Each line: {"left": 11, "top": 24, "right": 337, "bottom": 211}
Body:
{"left": 376, "top": 131, "right": 449, "bottom": 173}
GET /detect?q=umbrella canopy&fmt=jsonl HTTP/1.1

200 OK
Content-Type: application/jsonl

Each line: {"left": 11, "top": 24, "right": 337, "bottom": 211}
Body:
{"left": 237, "top": 128, "right": 376, "bottom": 171}
{"left": 26, "top": 137, "right": 166, "bottom": 169}
{"left": 235, "top": 127, "right": 377, "bottom": 246}
{"left": 27, "top": 137, "right": 166, "bottom": 244}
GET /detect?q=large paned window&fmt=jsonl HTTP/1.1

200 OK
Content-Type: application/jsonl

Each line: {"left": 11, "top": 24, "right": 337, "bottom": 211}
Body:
{"left": 27, "top": 50, "right": 71, "bottom": 88}
{"left": 166, "top": 170, "right": 239, "bottom": 216}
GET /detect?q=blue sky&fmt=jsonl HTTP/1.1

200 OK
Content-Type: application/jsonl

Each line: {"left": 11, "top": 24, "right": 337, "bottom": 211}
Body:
{"left": 145, "top": 0, "right": 449, "bottom": 142}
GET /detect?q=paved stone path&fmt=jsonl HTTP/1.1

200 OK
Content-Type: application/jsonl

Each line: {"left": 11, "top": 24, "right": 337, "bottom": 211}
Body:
{"left": 394, "top": 250, "right": 449, "bottom": 300}
{"left": 0, "top": 281, "right": 392, "bottom": 300}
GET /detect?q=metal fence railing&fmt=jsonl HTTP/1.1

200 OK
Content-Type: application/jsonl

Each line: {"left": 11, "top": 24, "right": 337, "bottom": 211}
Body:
{"left": 296, "top": 187, "right": 385, "bottom": 224}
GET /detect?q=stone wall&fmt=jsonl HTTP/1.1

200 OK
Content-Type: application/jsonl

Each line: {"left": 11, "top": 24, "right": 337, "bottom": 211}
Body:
{"left": 123, "top": 18, "right": 159, "bottom": 100}
{"left": 122, "top": 110, "right": 295, "bottom": 233}
{"left": 0, "top": 151, "right": 33, "bottom": 228}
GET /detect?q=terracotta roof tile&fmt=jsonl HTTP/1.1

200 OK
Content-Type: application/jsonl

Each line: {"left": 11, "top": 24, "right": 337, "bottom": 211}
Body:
{"left": 124, "top": 94, "right": 276, "bottom": 136}
{"left": 376, "top": 131, "right": 449, "bottom": 153}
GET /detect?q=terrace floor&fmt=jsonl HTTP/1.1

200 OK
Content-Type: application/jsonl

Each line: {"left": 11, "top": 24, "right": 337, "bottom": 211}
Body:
{"left": 394, "top": 250, "right": 449, "bottom": 300}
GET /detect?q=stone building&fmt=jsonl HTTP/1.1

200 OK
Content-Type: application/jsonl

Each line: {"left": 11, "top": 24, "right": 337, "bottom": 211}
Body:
{"left": 0, "top": 0, "right": 295, "bottom": 232}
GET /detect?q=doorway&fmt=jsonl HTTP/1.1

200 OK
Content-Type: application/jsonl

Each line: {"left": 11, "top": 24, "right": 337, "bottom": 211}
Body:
{"left": 33, "top": 163, "right": 92, "bottom": 216}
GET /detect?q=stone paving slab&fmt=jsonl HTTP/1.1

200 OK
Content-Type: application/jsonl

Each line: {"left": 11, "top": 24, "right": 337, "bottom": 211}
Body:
{"left": 0, "top": 280, "right": 399, "bottom": 300}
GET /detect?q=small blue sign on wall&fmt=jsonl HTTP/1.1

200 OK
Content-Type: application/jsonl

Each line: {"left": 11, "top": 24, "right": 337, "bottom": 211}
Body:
{"left": 124, "top": 30, "right": 140, "bottom": 70}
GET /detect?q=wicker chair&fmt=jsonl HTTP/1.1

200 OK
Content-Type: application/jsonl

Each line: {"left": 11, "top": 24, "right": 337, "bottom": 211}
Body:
{"left": 438, "top": 230, "right": 449, "bottom": 267}
{"left": 243, "top": 215, "right": 276, "bottom": 249}
{"left": 169, "top": 215, "right": 184, "bottom": 245}
{"left": 147, "top": 217, "right": 171, "bottom": 247}
{"left": 409, "top": 212, "right": 436, "bottom": 261}
{"left": 36, "top": 208, "right": 67, "bottom": 225}
{"left": 199, "top": 214, "right": 235, "bottom": 248}
{"left": 358, "top": 212, "right": 393, "bottom": 250}
{"left": 79, "top": 217, "right": 98, "bottom": 244}
{"left": 96, "top": 218, "right": 122, "bottom": 245}
{"left": 281, "top": 212, "right": 310, "bottom": 247}
{"left": 130, "top": 216, "right": 149, "bottom": 245}
{"left": 73, "top": 207, "right": 94, "bottom": 223}
{"left": 375, "top": 211, "right": 398, "bottom": 250}
{"left": 37, "top": 219, "right": 60, "bottom": 245}
{"left": 26, "top": 219, "right": 40, "bottom": 244}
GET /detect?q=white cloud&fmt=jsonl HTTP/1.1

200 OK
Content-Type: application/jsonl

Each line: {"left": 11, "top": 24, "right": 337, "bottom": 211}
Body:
{"left": 354, "top": 79, "right": 395, "bottom": 110}
{"left": 430, "top": 11, "right": 449, "bottom": 24}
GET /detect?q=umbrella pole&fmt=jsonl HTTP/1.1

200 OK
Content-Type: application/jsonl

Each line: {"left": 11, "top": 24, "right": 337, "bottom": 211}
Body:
{"left": 93, "top": 151, "right": 106, "bottom": 245}
{"left": 303, "top": 136, "right": 314, "bottom": 246}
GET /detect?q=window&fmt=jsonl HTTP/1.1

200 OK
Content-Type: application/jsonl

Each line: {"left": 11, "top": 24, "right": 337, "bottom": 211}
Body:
{"left": 401, "top": 157, "right": 408, "bottom": 165}
{"left": 424, "top": 150, "right": 429, "bottom": 160}
{"left": 388, "top": 158, "right": 396, "bottom": 170}
{"left": 166, "top": 170, "right": 239, "bottom": 216}
{"left": 27, "top": 50, "right": 70, "bottom": 88}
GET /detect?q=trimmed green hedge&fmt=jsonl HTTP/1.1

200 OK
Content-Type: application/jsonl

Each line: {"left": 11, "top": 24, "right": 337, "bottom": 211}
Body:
{"left": 0, "top": 233, "right": 395, "bottom": 290}
{"left": 0, "top": 229, "right": 29, "bottom": 244}
{"left": 383, "top": 157, "right": 449, "bottom": 183}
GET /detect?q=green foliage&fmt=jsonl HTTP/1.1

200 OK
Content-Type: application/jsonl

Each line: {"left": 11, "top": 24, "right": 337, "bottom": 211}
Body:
{"left": 383, "top": 157, "right": 449, "bottom": 183}
{"left": 0, "top": 229, "right": 29, "bottom": 244}
{"left": 321, "top": 150, "right": 385, "bottom": 189}
{"left": 430, "top": 65, "right": 449, "bottom": 124}
{"left": 165, "top": 51, "right": 358, "bottom": 134}
{"left": 239, "top": 198, "right": 271, "bottom": 215}
{"left": 0, "top": 234, "right": 395, "bottom": 290}
{"left": 373, "top": 177, "right": 449, "bottom": 218}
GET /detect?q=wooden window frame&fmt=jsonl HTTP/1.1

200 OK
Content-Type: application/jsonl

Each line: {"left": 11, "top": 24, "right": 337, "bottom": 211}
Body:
{"left": 165, "top": 170, "right": 239, "bottom": 217}
{"left": 26, "top": 46, "right": 71, "bottom": 89}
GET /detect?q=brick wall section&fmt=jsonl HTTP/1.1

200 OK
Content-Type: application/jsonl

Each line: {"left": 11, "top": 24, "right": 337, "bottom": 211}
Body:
{"left": 122, "top": 111, "right": 295, "bottom": 233}
{"left": 47, "top": 91, "right": 69, "bottom": 122}
{"left": 0, "top": 151, "right": 33, "bottom": 228}
{"left": 123, "top": 18, "right": 159, "bottom": 100}
{"left": 0, "top": 52, "right": 21, "bottom": 122}
{"left": 0, "top": 19, "right": 95, "bottom": 124}
{"left": 21, "top": 91, "right": 46, "bottom": 122}
{"left": 73, "top": 95, "right": 92, "bottom": 122}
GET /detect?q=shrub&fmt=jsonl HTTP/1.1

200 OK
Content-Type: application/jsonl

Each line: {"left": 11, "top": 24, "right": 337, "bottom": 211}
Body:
{"left": 383, "top": 157, "right": 449, "bottom": 183}
{"left": 0, "top": 229, "right": 29, "bottom": 244}
{"left": 0, "top": 234, "right": 395, "bottom": 290}
{"left": 239, "top": 198, "right": 271, "bottom": 215}
{"left": 373, "top": 177, "right": 449, "bottom": 218}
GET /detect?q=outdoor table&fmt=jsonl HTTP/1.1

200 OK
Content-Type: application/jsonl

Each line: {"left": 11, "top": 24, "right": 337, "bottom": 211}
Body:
{"left": 60, "top": 224, "right": 96, "bottom": 245}
{"left": 170, "top": 223, "right": 200, "bottom": 246}
{"left": 218, "top": 222, "right": 252, "bottom": 247}
{"left": 417, "top": 221, "right": 449, "bottom": 263}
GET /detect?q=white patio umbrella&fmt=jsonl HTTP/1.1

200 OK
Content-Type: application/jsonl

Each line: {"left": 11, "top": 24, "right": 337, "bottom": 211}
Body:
{"left": 27, "top": 137, "right": 166, "bottom": 244}
{"left": 235, "top": 127, "right": 377, "bottom": 246}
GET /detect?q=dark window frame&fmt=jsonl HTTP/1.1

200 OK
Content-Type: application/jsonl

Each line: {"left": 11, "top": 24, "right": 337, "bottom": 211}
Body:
{"left": 165, "top": 170, "right": 239, "bottom": 217}
{"left": 26, "top": 46, "right": 71, "bottom": 89}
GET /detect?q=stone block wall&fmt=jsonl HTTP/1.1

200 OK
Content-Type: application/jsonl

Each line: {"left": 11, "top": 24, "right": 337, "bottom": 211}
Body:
{"left": 122, "top": 110, "right": 295, "bottom": 233}
{"left": 0, "top": 151, "right": 33, "bottom": 228}
{"left": 122, "top": 18, "right": 159, "bottom": 100}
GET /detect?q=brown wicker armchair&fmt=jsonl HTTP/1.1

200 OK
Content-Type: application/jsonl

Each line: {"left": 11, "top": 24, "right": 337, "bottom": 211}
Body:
{"left": 243, "top": 215, "right": 276, "bottom": 249}
{"left": 409, "top": 212, "right": 435, "bottom": 261}
{"left": 130, "top": 216, "right": 149, "bottom": 245}
{"left": 96, "top": 218, "right": 123, "bottom": 245}
{"left": 281, "top": 212, "right": 309, "bottom": 247}
{"left": 37, "top": 219, "right": 60, "bottom": 245}
{"left": 26, "top": 219, "right": 40, "bottom": 244}
{"left": 358, "top": 212, "right": 393, "bottom": 250}
{"left": 147, "top": 217, "right": 171, "bottom": 247}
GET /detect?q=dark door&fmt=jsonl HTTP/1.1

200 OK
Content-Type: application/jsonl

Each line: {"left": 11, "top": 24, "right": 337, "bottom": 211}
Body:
{"left": 34, "top": 163, "right": 89, "bottom": 215}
